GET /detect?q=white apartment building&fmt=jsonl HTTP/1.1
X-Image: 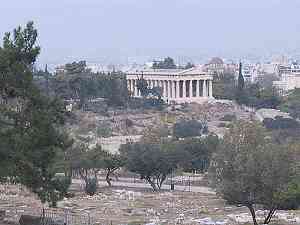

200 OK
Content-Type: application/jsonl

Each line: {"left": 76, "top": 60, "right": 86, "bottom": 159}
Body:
{"left": 273, "top": 64, "right": 300, "bottom": 94}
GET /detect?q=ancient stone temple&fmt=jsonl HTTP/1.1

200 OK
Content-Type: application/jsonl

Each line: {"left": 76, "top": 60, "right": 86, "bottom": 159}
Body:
{"left": 126, "top": 68, "right": 213, "bottom": 104}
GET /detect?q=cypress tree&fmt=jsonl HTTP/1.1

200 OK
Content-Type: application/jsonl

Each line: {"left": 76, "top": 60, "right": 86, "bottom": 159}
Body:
{"left": 238, "top": 62, "right": 245, "bottom": 91}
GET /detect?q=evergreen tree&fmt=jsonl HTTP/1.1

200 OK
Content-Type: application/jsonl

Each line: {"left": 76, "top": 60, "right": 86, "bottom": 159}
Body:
{"left": 0, "top": 22, "right": 70, "bottom": 206}
{"left": 236, "top": 62, "right": 247, "bottom": 104}
{"left": 238, "top": 62, "right": 245, "bottom": 91}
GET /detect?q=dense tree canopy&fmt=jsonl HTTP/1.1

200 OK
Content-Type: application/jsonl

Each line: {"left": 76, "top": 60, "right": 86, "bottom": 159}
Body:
{"left": 210, "top": 121, "right": 299, "bottom": 225}
{"left": 280, "top": 88, "right": 300, "bottom": 119}
{"left": 120, "top": 126, "right": 181, "bottom": 191}
{"left": 51, "top": 66, "right": 130, "bottom": 108}
{"left": 176, "top": 135, "right": 219, "bottom": 173}
{"left": 152, "top": 57, "right": 177, "bottom": 69}
{"left": 173, "top": 119, "right": 205, "bottom": 139}
{"left": 120, "top": 141, "right": 179, "bottom": 191}
{"left": 212, "top": 72, "right": 236, "bottom": 100}
{"left": 0, "top": 22, "right": 70, "bottom": 206}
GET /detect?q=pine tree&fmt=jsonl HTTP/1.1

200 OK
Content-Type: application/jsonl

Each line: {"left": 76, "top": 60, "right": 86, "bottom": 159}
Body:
{"left": 0, "top": 22, "right": 70, "bottom": 206}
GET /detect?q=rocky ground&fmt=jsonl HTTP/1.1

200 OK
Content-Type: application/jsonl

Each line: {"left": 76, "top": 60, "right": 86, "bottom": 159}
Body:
{"left": 0, "top": 184, "right": 299, "bottom": 225}
{"left": 67, "top": 100, "right": 254, "bottom": 151}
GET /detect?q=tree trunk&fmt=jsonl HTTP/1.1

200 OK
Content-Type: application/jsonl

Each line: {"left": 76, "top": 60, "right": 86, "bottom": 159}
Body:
{"left": 146, "top": 177, "right": 158, "bottom": 192}
{"left": 247, "top": 204, "right": 258, "bottom": 225}
{"left": 264, "top": 208, "right": 276, "bottom": 224}
{"left": 106, "top": 170, "right": 112, "bottom": 187}
{"left": 157, "top": 174, "right": 166, "bottom": 190}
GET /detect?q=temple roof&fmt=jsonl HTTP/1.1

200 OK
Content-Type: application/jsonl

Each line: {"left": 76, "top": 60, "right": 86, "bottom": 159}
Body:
{"left": 127, "top": 67, "right": 208, "bottom": 76}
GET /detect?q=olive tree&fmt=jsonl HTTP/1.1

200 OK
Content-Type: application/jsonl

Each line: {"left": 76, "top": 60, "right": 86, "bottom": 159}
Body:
{"left": 210, "top": 121, "right": 298, "bottom": 225}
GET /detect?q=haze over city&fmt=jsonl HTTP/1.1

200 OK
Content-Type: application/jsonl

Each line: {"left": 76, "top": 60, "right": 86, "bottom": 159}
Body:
{"left": 1, "top": 0, "right": 300, "bottom": 65}
{"left": 1, "top": 1, "right": 300, "bottom": 225}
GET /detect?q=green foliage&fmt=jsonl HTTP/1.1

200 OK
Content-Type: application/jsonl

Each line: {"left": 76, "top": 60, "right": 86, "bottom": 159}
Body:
{"left": 176, "top": 135, "right": 219, "bottom": 173}
{"left": 0, "top": 22, "right": 71, "bottom": 206}
{"left": 280, "top": 88, "right": 300, "bottom": 119}
{"left": 237, "top": 62, "right": 245, "bottom": 91}
{"left": 235, "top": 82, "right": 282, "bottom": 109}
{"left": 255, "top": 87, "right": 282, "bottom": 109}
{"left": 218, "top": 62, "right": 282, "bottom": 108}
{"left": 173, "top": 119, "right": 203, "bottom": 139}
{"left": 136, "top": 78, "right": 149, "bottom": 97}
{"left": 96, "top": 122, "right": 113, "bottom": 137}
{"left": 128, "top": 92, "right": 165, "bottom": 110}
{"left": 210, "top": 121, "right": 299, "bottom": 225}
{"left": 52, "top": 69, "right": 130, "bottom": 108}
{"left": 184, "top": 62, "right": 195, "bottom": 69}
{"left": 212, "top": 72, "right": 236, "bottom": 100}
{"left": 120, "top": 142, "right": 179, "bottom": 191}
{"left": 152, "top": 57, "right": 177, "bottom": 69}
{"left": 102, "top": 151, "right": 124, "bottom": 186}
{"left": 69, "top": 144, "right": 123, "bottom": 189}
{"left": 85, "top": 178, "right": 97, "bottom": 196}
{"left": 263, "top": 116, "right": 300, "bottom": 130}
{"left": 47, "top": 176, "right": 71, "bottom": 207}
{"left": 278, "top": 180, "right": 300, "bottom": 210}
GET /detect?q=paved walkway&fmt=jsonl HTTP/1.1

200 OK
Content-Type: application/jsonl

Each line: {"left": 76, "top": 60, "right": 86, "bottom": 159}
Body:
{"left": 72, "top": 179, "right": 215, "bottom": 195}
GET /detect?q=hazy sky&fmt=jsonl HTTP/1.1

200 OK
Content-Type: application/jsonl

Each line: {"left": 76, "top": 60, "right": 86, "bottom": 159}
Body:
{"left": 1, "top": 0, "right": 300, "bottom": 65}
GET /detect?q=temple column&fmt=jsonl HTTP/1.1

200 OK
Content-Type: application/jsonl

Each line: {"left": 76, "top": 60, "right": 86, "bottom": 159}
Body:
{"left": 189, "top": 80, "right": 193, "bottom": 98}
{"left": 134, "top": 80, "right": 138, "bottom": 97}
{"left": 176, "top": 81, "right": 180, "bottom": 98}
{"left": 168, "top": 80, "right": 172, "bottom": 99}
{"left": 183, "top": 80, "right": 186, "bottom": 98}
{"left": 209, "top": 80, "right": 213, "bottom": 98}
{"left": 202, "top": 80, "right": 207, "bottom": 97}
{"left": 172, "top": 81, "right": 176, "bottom": 99}
{"left": 151, "top": 80, "right": 154, "bottom": 88}
{"left": 159, "top": 80, "right": 162, "bottom": 96}
{"left": 196, "top": 80, "right": 200, "bottom": 97}
{"left": 128, "top": 80, "right": 132, "bottom": 95}
{"left": 164, "top": 80, "right": 168, "bottom": 98}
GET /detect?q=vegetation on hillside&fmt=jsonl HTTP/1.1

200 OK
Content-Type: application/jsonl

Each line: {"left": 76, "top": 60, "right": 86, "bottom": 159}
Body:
{"left": 0, "top": 22, "right": 71, "bottom": 206}
{"left": 210, "top": 121, "right": 300, "bottom": 225}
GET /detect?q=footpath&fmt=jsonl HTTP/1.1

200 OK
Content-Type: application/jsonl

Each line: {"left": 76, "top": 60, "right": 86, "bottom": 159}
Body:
{"left": 72, "top": 179, "right": 215, "bottom": 194}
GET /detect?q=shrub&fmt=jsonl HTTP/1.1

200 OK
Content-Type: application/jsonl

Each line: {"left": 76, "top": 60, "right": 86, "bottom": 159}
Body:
{"left": 278, "top": 181, "right": 300, "bottom": 210}
{"left": 85, "top": 178, "right": 97, "bottom": 196}
{"left": 54, "top": 176, "right": 71, "bottom": 198}
{"left": 49, "top": 176, "right": 71, "bottom": 207}
{"left": 263, "top": 116, "right": 300, "bottom": 130}
{"left": 96, "top": 122, "right": 113, "bottom": 137}
{"left": 173, "top": 119, "right": 203, "bottom": 138}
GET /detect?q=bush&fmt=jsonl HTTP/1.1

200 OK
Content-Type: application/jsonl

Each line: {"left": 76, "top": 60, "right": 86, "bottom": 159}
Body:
{"left": 263, "top": 116, "right": 300, "bottom": 130}
{"left": 278, "top": 181, "right": 300, "bottom": 210}
{"left": 54, "top": 176, "right": 71, "bottom": 198}
{"left": 96, "top": 122, "right": 113, "bottom": 137}
{"left": 85, "top": 178, "right": 97, "bottom": 196}
{"left": 173, "top": 119, "right": 203, "bottom": 138}
{"left": 48, "top": 176, "right": 71, "bottom": 207}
